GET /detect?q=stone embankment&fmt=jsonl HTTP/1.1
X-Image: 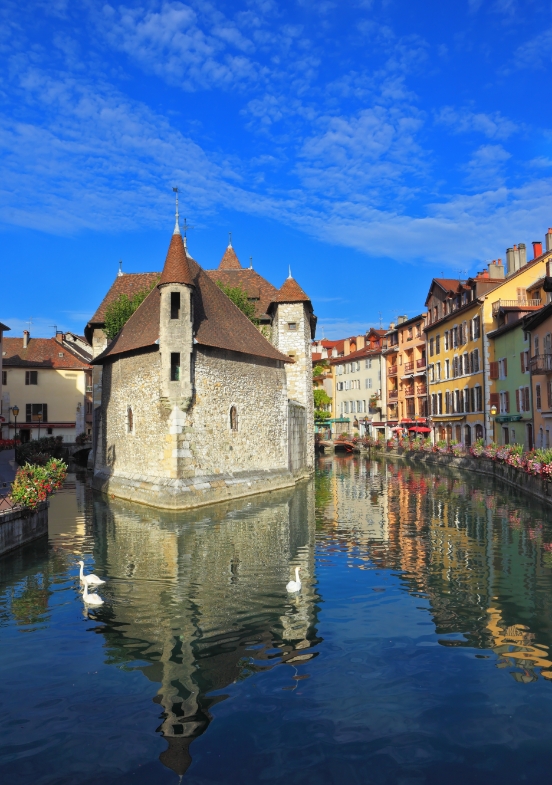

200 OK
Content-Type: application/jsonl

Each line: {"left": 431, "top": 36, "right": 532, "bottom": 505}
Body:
{"left": 0, "top": 502, "right": 49, "bottom": 557}
{"left": 382, "top": 449, "right": 552, "bottom": 508}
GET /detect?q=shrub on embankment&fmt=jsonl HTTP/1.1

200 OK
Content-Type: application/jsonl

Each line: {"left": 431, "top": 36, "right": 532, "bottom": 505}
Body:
{"left": 15, "top": 436, "right": 64, "bottom": 467}
{"left": 10, "top": 458, "right": 68, "bottom": 510}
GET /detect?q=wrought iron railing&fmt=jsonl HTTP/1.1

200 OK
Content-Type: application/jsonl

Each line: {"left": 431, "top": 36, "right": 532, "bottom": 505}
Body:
{"left": 530, "top": 354, "right": 552, "bottom": 374}
{"left": 404, "top": 361, "right": 414, "bottom": 372}
{"left": 416, "top": 357, "right": 426, "bottom": 368}
{"left": 388, "top": 365, "right": 398, "bottom": 376}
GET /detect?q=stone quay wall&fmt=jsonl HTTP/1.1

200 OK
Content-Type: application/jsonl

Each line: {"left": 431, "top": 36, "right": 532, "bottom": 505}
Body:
{"left": 382, "top": 449, "right": 552, "bottom": 508}
{"left": 0, "top": 502, "right": 49, "bottom": 557}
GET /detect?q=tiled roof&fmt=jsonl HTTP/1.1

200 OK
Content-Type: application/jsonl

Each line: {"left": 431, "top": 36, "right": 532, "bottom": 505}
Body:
{"left": 3, "top": 338, "right": 92, "bottom": 369}
{"left": 205, "top": 268, "right": 279, "bottom": 320}
{"left": 0, "top": 322, "right": 10, "bottom": 332}
{"left": 218, "top": 244, "right": 242, "bottom": 270}
{"left": 159, "top": 233, "right": 194, "bottom": 286}
{"left": 330, "top": 345, "right": 383, "bottom": 364}
{"left": 433, "top": 278, "right": 461, "bottom": 292}
{"left": 94, "top": 256, "right": 292, "bottom": 365}
{"left": 85, "top": 271, "right": 160, "bottom": 340}
{"left": 276, "top": 277, "right": 310, "bottom": 303}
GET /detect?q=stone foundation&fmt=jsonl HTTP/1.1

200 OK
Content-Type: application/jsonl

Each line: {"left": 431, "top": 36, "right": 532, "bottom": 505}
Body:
{"left": 0, "top": 502, "right": 49, "bottom": 557}
{"left": 92, "top": 466, "right": 311, "bottom": 511}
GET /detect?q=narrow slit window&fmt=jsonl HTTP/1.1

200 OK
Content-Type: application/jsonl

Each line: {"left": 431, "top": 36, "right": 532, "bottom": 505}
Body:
{"left": 170, "top": 291, "right": 181, "bottom": 319}
{"left": 170, "top": 352, "right": 181, "bottom": 381}
{"left": 127, "top": 407, "right": 133, "bottom": 433}
{"left": 230, "top": 406, "right": 238, "bottom": 432}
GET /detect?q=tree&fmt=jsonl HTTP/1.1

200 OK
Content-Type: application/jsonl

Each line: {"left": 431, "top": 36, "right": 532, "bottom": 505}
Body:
{"left": 104, "top": 280, "right": 158, "bottom": 340}
{"left": 314, "top": 388, "right": 332, "bottom": 422}
{"left": 216, "top": 281, "right": 258, "bottom": 324}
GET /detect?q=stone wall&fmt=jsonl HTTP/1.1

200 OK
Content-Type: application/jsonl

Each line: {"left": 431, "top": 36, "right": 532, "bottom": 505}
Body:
{"left": 272, "top": 302, "right": 314, "bottom": 470}
{"left": 93, "top": 345, "right": 299, "bottom": 509}
{"left": 384, "top": 449, "right": 552, "bottom": 509}
{"left": 0, "top": 502, "right": 48, "bottom": 557}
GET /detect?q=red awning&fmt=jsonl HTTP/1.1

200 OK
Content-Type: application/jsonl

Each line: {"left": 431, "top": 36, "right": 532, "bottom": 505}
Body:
{"left": 408, "top": 426, "right": 431, "bottom": 433}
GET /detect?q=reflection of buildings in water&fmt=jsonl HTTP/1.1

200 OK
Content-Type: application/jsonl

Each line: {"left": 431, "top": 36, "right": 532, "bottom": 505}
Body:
{"left": 486, "top": 606, "right": 552, "bottom": 682}
{"left": 47, "top": 472, "right": 89, "bottom": 543}
{"left": 93, "top": 481, "right": 318, "bottom": 776}
{"left": 318, "top": 456, "right": 552, "bottom": 672}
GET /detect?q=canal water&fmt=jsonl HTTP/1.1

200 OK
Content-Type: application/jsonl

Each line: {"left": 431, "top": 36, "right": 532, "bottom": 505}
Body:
{"left": 2, "top": 457, "right": 552, "bottom": 784}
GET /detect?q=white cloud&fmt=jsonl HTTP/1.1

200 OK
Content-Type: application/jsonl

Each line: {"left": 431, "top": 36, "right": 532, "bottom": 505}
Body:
{"left": 435, "top": 106, "right": 520, "bottom": 140}
{"left": 463, "top": 144, "right": 511, "bottom": 188}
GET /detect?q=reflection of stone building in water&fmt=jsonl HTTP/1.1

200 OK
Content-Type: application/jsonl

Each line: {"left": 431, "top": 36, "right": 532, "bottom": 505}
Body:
{"left": 318, "top": 456, "right": 552, "bottom": 675}
{"left": 92, "top": 482, "right": 317, "bottom": 776}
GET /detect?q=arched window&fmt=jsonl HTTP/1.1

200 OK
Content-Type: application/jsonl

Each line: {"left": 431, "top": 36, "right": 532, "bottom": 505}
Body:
{"left": 230, "top": 406, "right": 238, "bottom": 432}
{"left": 127, "top": 406, "right": 134, "bottom": 434}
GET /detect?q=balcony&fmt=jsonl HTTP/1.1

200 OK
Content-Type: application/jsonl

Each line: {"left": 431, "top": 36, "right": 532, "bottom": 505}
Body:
{"left": 404, "top": 386, "right": 415, "bottom": 397}
{"left": 492, "top": 298, "right": 541, "bottom": 317}
{"left": 416, "top": 384, "right": 427, "bottom": 396}
{"left": 530, "top": 354, "right": 552, "bottom": 374}
{"left": 388, "top": 390, "right": 398, "bottom": 400}
{"left": 86, "top": 386, "right": 93, "bottom": 393}
{"left": 388, "top": 365, "right": 398, "bottom": 376}
{"left": 416, "top": 357, "right": 426, "bottom": 369}
{"left": 403, "top": 361, "right": 414, "bottom": 373}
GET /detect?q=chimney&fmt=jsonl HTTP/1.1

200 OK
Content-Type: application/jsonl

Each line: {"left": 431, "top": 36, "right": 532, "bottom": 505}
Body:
{"left": 23, "top": 330, "right": 29, "bottom": 349}
{"left": 546, "top": 229, "right": 552, "bottom": 252}
{"left": 488, "top": 259, "right": 505, "bottom": 280}
{"left": 357, "top": 335, "right": 365, "bottom": 350}
{"left": 397, "top": 315, "right": 407, "bottom": 324}
{"left": 55, "top": 330, "right": 64, "bottom": 344}
{"left": 519, "top": 243, "right": 527, "bottom": 267}
{"left": 533, "top": 241, "right": 543, "bottom": 260}
{"left": 389, "top": 322, "right": 395, "bottom": 330}
{"left": 343, "top": 338, "right": 350, "bottom": 355}
{"left": 506, "top": 247, "right": 514, "bottom": 275}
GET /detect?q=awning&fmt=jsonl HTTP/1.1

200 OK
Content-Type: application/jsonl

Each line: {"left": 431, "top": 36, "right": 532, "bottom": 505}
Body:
{"left": 328, "top": 418, "right": 350, "bottom": 423}
{"left": 408, "top": 426, "right": 431, "bottom": 433}
{"left": 431, "top": 415, "right": 465, "bottom": 422}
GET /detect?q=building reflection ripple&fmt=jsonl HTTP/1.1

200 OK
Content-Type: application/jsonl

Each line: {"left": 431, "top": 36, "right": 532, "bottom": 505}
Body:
{"left": 90, "top": 481, "right": 320, "bottom": 776}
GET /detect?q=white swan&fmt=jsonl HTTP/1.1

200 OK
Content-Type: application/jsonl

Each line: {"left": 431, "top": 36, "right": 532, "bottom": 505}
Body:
{"left": 78, "top": 560, "right": 106, "bottom": 587}
{"left": 82, "top": 583, "right": 104, "bottom": 607}
{"left": 286, "top": 567, "right": 302, "bottom": 593}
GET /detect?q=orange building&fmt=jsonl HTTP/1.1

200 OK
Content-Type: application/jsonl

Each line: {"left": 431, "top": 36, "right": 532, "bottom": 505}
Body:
{"left": 382, "top": 314, "right": 428, "bottom": 435}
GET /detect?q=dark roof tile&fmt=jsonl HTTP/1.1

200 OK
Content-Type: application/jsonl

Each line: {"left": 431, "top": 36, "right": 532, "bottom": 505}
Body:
{"left": 3, "top": 338, "right": 92, "bottom": 369}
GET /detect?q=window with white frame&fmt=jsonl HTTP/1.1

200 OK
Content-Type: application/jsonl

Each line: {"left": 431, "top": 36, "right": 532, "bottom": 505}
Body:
{"left": 498, "top": 358, "right": 507, "bottom": 379}
{"left": 436, "top": 361, "right": 441, "bottom": 380}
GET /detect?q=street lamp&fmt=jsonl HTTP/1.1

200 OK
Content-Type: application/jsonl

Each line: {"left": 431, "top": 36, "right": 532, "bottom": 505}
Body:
{"left": 12, "top": 405, "right": 19, "bottom": 440}
{"left": 490, "top": 404, "right": 498, "bottom": 444}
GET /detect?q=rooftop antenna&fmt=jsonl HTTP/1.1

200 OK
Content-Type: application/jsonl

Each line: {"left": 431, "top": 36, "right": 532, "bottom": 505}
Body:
{"left": 172, "top": 187, "right": 180, "bottom": 235}
{"left": 27, "top": 317, "right": 33, "bottom": 332}
{"left": 50, "top": 325, "right": 57, "bottom": 336}
{"left": 249, "top": 255, "right": 253, "bottom": 269}
{"left": 458, "top": 268, "right": 468, "bottom": 280}
{"left": 118, "top": 260, "right": 123, "bottom": 277}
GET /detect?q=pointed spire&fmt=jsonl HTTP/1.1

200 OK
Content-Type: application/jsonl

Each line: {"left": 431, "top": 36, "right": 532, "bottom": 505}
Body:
{"left": 288, "top": 265, "right": 292, "bottom": 279}
{"left": 172, "top": 187, "right": 181, "bottom": 235}
{"left": 249, "top": 255, "right": 253, "bottom": 270}
{"left": 118, "top": 260, "right": 123, "bottom": 277}
{"left": 218, "top": 235, "right": 242, "bottom": 269}
{"left": 159, "top": 231, "right": 195, "bottom": 287}
{"left": 277, "top": 274, "right": 310, "bottom": 303}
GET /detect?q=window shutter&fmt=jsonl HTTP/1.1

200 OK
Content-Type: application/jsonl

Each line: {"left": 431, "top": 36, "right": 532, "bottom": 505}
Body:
{"left": 490, "top": 361, "right": 499, "bottom": 379}
{"left": 536, "top": 384, "right": 542, "bottom": 410}
{"left": 25, "top": 371, "right": 29, "bottom": 385}
{"left": 503, "top": 358, "right": 507, "bottom": 377}
{"left": 516, "top": 389, "right": 520, "bottom": 412}
{"left": 548, "top": 380, "right": 552, "bottom": 410}
{"left": 42, "top": 404, "right": 48, "bottom": 423}
{"left": 25, "top": 403, "right": 31, "bottom": 422}
{"left": 520, "top": 352, "right": 525, "bottom": 373}
{"left": 505, "top": 391, "right": 510, "bottom": 412}
{"left": 490, "top": 392, "right": 500, "bottom": 407}
{"left": 525, "top": 387, "right": 530, "bottom": 412}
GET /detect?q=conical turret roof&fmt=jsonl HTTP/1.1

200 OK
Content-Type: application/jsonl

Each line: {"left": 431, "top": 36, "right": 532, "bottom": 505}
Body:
{"left": 159, "top": 231, "right": 195, "bottom": 287}
{"left": 277, "top": 275, "right": 310, "bottom": 303}
{"left": 218, "top": 243, "right": 242, "bottom": 270}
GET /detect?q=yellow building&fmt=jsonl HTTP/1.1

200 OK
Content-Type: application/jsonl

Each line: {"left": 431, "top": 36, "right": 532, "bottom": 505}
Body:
{"left": 1, "top": 331, "right": 93, "bottom": 443}
{"left": 425, "top": 237, "right": 552, "bottom": 444}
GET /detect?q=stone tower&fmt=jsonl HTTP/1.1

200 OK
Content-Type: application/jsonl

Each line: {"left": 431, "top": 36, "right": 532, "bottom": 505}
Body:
{"left": 158, "top": 223, "right": 195, "bottom": 409}
{"left": 270, "top": 272, "right": 316, "bottom": 472}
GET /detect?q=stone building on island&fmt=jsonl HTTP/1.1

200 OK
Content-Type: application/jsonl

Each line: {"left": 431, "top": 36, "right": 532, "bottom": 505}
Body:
{"left": 89, "top": 217, "right": 315, "bottom": 509}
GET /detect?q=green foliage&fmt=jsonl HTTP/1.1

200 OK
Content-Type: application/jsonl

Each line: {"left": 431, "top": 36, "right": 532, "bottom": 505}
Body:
{"left": 313, "top": 362, "right": 329, "bottom": 377}
{"left": 16, "top": 436, "right": 64, "bottom": 467}
{"left": 11, "top": 458, "right": 68, "bottom": 510}
{"left": 216, "top": 281, "right": 258, "bottom": 324}
{"left": 104, "top": 279, "right": 159, "bottom": 340}
{"left": 314, "top": 389, "right": 331, "bottom": 408}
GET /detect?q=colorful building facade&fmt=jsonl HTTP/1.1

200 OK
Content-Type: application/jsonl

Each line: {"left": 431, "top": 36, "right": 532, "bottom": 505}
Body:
{"left": 383, "top": 314, "right": 428, "bottom": 436}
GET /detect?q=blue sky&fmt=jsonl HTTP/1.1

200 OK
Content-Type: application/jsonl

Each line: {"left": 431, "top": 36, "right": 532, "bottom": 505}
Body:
{"left": 3, "top": 0, "right": 552, "bottom": 339}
